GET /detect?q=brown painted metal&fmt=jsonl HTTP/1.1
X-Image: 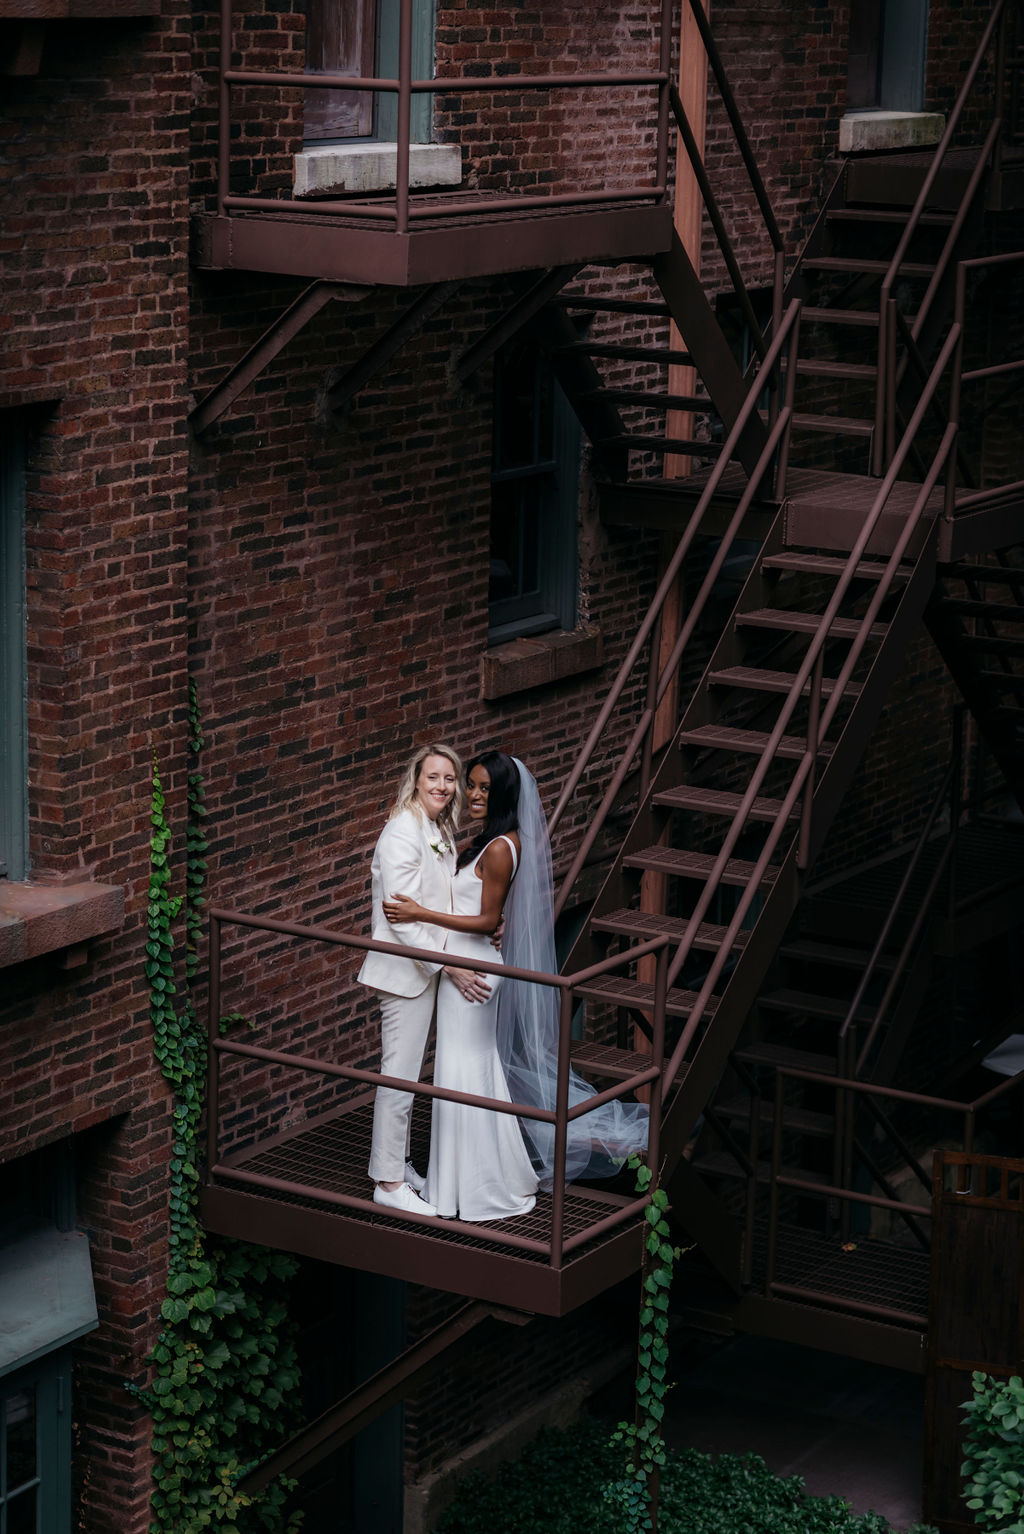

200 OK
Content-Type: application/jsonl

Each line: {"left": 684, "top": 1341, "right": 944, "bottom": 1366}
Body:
{"left": 238, "top": 1300, "right": 503, "bottom": 1493}
{"left": 454, "top": 265, "right": 582, "bottom": 385}
{"left": 326, "top": 280, "right": 461, "bottom": 415}
{"left": 192, "top": 204, "right": 674, "bottom": 287}
{"left": 190, "top": 281, "right": 371, "bottom": 433}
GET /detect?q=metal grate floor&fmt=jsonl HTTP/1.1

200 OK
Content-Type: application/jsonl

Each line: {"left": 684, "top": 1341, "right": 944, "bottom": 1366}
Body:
{"left": 750, "top": 1218, "right": 930, "bottom": 1324}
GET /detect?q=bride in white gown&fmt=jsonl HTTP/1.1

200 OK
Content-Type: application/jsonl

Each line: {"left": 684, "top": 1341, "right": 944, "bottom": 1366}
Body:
{"left": 384, "top": 752, "right": 648, "bottom": 1221}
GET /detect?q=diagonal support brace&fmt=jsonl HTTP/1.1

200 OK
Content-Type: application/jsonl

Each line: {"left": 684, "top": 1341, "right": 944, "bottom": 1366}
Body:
{"left": 454, "top": 264, "right": 583, "bottom": 384}
{"left": 326, "top": 280, "right": 463, "bottom": 416}
{"left": 190, "top": 280, "right": 371, "bottom": 434}
{"left": 236, "top": 1299, "right": 531, "bottom": 1494}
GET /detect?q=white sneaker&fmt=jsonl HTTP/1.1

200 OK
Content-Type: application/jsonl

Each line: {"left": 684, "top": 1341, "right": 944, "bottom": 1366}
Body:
{"left": 373, "top": 1182, "right": 438, "bottom": 1217}
{"left": 404, "top": 1161, "right": 426, "bottom": 1192}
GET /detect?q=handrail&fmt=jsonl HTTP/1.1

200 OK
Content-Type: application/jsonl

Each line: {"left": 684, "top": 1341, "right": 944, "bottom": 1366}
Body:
{"left": 205, "top": 906, "right": 668, "bottom": 1271}
{"left": 548, "top": 299, "right": 802, "bottom": 875}
{"left": 874, "top": 0, "right": 1009, "bottom": 471}
{"left": 658, "top": 331, "right": 961, "bottom": 1088}
{"left": 835, "top": 761, "right": 954, "bottom": 1058}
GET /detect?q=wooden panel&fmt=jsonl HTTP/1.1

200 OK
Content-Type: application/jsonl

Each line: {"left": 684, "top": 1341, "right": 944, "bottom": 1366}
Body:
{"left": 306, "top": 0, "right": 375, "bottom": 142}
{"left": 923, "top": 1152, "right": 1024, "bottom": 1531}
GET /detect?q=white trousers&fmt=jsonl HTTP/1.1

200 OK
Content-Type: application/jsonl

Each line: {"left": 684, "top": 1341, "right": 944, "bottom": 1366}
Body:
{"left": 367, "top": 979, "right": 438, "bottom": 1184}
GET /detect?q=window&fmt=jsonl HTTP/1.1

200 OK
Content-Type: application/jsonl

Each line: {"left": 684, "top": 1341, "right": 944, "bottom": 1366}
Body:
{"left": 489, "top": 340, "right": 580, "bottom": 645}
{"left": 0, "top": 419, "right": 27, "bottom": 882}
{"left": 0, "top": 1354, "right": 72, "bottom": 1533}
{"left": 847, "top": 0, "right": 929, "bottom": 113}
{"left": 306, "top": 0, "right": 436, "bottom": 145}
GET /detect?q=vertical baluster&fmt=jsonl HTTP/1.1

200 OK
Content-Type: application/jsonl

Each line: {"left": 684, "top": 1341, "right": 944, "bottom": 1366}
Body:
{"left": 549, "top": 986, "right": 573, "bottom": 1270}
{"left": 396, "top": 0, "right": 412, "bottom": 234}
{"left": 218, "top": 0, "right": 232, "bottom": 215}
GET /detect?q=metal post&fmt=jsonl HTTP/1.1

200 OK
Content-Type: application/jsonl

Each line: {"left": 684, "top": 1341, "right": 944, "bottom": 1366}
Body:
{"left": 948, "top": 704, "right": 964, "bottom": 922}
{"left": 218, "top": 0, "right": 232, "bottom": 215}
{"left": 396, "top": 0, "right": 412, "bottom": 234}
{"left": 797, "top": 650, "right": 823, "bottom": 870}
{"left": 549, "top": 987, "right": 574, "bottom": 1270}
{"left": 655, "top": 0, "right": 673, "bottom": 196}
{"left": 640, "top": 609, "right": 664, "bottom": 801}
{"left": 766, "top": 1070, "right": 784, "bottom": 1295}
{"left": 646, "top": 943, "right": 668, "bottom": 1176}
{"left": 207, "top": 914, "right": 222, "bottom": 1171}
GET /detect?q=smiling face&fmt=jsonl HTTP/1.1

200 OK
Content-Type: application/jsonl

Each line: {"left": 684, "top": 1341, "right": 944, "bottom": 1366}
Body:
{"left": 466, "top": 764, "right": 491, "bottom": 822}
{"left": 415, "top": 754, "right": 457, "bottom": 822}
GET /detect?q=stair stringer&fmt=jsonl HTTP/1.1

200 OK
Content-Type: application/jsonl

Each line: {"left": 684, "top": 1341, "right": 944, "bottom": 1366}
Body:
{"left": 652, "top": 229, "right": 770, "bottom": 478}
{"left": 924, "top": 575, "right": 1024, "bottom": 812}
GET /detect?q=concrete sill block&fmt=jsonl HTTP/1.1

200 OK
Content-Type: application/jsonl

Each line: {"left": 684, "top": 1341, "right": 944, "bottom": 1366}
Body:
{"left": 481, "top": 624, "right": 604, "bottom": 701}
{"left": 294, "top": 142, "right": 463, "bottom": 199}
{"left": 839, "top": 111, "right": 945, "bottom": 154}
{"left": 0, "top": 879, "right": 125, "bottom": 968}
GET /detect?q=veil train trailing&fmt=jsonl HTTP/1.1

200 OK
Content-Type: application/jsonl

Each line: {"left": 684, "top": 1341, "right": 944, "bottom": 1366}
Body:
{"left": 496, "top": 759, "right": 649, "bottom": 1190}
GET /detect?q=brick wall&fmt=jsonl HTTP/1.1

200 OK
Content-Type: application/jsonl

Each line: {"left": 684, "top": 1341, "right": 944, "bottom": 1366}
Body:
{"left": 0, "top": 5, "right": 191, "bottom": 1527}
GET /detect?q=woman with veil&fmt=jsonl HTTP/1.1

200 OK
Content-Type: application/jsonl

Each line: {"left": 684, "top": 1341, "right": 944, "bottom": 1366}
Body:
{"left": 383, "top": 752, "right": 648, "bottom": 1220}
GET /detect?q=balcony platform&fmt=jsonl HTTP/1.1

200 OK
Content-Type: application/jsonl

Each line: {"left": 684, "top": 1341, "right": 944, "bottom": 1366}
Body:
{"left": 191, "top": 194, "right": 673, "bottom": 287}
{"left": 200, "top": 1089, "right": 644, "bottom": 1316}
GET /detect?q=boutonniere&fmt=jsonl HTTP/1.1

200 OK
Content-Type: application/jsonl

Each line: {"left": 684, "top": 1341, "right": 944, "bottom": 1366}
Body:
{"left": 428, "top": 836, "right": 452, "bottom": 858}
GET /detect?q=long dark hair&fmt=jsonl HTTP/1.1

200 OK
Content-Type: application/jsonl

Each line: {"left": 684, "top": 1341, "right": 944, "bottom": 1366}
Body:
{"left": 456, "top": 752, "right": 520, "bottom": 871}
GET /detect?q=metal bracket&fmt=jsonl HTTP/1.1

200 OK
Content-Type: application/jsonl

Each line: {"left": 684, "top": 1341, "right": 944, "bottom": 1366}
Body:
{"left": 325, "top": 280, "right": 463, "bottom": 417}
{"left": 453, "top": 265, "right": 583, "bottom": 385}
{"left": 189, "top": 280, "right": 371, "bottom": 434}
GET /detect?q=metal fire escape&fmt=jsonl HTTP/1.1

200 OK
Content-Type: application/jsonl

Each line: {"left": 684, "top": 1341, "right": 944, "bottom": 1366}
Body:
{"left": 196, "top": 0, "right": 1024, "bottom": 1500}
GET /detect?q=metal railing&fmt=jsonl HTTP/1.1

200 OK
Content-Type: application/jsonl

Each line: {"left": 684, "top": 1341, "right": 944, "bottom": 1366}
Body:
{"left": 873, "top": 0, "right": 1020, "bottom": 472}
{"left": 205, "top": 906, "right": 668, "bottom": 1270}
{"left": 949, "top": 247, "right": 1024, "bottom": 517}
{"left": 761, "top": 1059, "right": 1024, "bottom": 1319}
{"left": 216, "top": 0, "right": 675, "bottom": 228}
{"left": 549, "top": 298, "right": 802, "bottom": 889}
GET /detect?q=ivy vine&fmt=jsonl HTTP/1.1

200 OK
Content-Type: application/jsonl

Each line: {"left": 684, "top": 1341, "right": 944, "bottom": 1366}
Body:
{"left": 132, "top": 682, "right": 304, "bottom": 1532}
{"left": 605, "top": 1157, "right": 681, "bottom": 1534}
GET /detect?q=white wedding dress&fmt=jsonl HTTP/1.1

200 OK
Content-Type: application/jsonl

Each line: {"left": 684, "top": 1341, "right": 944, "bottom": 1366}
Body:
{"left": 423, "top": 836, "right": 538, "bottom": 1222}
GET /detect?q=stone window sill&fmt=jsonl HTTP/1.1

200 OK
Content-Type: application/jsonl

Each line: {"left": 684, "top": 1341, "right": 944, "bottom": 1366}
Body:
{"left": 294, "top": 142, "right": 462, "bottom": 199}
{"left": 0, "top": 878, "right": 125, "bottom": 969}
{"left": 839, "top": 111, "right": 944, "bottom": 154}
{"left": 481, "top": 624, "right": 604, "bottom": 701}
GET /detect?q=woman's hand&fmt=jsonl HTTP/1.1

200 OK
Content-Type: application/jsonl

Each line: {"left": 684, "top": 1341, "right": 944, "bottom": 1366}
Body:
{"left": 383, "top": 893, "right": 424, "bottom": 924}
{"left": 444, "top": 966, "right": 492, "bottom": 1003}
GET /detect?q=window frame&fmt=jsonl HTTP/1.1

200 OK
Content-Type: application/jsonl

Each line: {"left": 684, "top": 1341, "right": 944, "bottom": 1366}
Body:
{"left": 0, "top": 419, "right": 28, "bottom": 883}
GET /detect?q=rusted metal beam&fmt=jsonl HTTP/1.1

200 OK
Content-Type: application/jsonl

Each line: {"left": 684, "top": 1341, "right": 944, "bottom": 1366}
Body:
{"left": 237, "top": 1300, "right": 526, "bottom": 1493}
{"left": 190, "top": 280, "right": 370, "bottom": 434}
{"left": 454, "top": 265, "right": 582, "bottom": 384}
{"left": 326, "top": 280, "right": 462, "bottom": 415}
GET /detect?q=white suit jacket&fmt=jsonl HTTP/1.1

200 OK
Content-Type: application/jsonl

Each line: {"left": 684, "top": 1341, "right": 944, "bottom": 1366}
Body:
{"left": 357, "top": 806, "right": 456, "bottom": 998}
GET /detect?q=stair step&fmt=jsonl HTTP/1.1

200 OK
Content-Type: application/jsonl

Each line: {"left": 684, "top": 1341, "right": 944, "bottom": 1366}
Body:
{"left": 825, "top": 206, "right": 954, "bottom": 227}
{"left": 794, "top": 359, "right": 878, "bottom": 381}
{"left": 801, "top": 306, "right": 880, "bottom": 328}
{"left": 937, "top": 598, "right": 1024, "bottom": 622}
{"left": 943, "top": 562, "right": 1024, "bottom": 588}
{"left": 623, "top": 846, "right": 781, "bottom": 887}
{"left": 693, "top": 1150, "right": 831, "bottom": 1185}
{"left": 679, "top": 724, "right": 836, "bottom": 761}
{"left": 606, "top": 433, "right": 723, "bottom": 456}
{"left": 779, "top": 937, "right": 898, "bottom": 973}
{"left": 737, "top": 608, "right": 889, "bottom": 640}
{"left": 802, "top": 256, "right": 935, "bottom": 277}
{"left": 581, "top": 388, "right": 708, "bottom": 411}
{"left": 591, "top": 908, "right": 750, "bottom": 952}
{"left": 763, "top": 550, "right": 911, "bottom": 583}
{"left": 714, "top": 1096, "right": 834, "bottom": 1137}
{"left": 708, "top": 665, "right": 862, "bottom": 699}
{"left": 979, "top": 669, "right": 1024, "bottom": 688}
{"left": 652, "top": 784, "right": 798, "bottom": 823}
{"left": 734, "top": 1040, "right": 837, "bottom": 1075}
{"left": 961, "top": 634, "right": 1024, "bottom": 655}
{"left": 759, "top": 988, "right": 876, "bottom": 1026}
{"left": 791, "top": 412, "right": 875, "bottom": 438}
{"left": 550, "top": 341, "right": 694, "bottom": 366}
{"left": 554, "top": 294, "right": 672, "bottom": 317}
{"left": 575, "top": 975, "right": 719, "bottom": 1021}
{"left": 569, "top": 1038, "right": 687, "bottom": 1086}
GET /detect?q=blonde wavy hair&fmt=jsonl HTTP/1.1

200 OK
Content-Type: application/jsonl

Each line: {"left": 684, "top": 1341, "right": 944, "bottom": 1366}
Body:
{"left": 388, "top": 742, "right": 464, "bottom": 837}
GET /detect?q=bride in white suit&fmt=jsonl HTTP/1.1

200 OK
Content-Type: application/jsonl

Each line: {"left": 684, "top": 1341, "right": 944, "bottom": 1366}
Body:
{"left": 358, "top": 743, "right": 465, "bottom": 1216}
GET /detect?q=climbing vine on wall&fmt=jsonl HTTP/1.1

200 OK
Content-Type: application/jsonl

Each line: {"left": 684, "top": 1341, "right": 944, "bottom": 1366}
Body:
{"left": 133, "top": 683, "right": 304, "bottom": 1532}
{"left": 604, "top": 1157, "right": 682, "bottom": 1534}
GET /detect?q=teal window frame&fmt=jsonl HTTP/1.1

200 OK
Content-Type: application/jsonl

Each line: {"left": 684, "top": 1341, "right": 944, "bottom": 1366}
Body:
{"left": 0, "top": 420, "right": 28, "bottom": 883}
{"left": 0, "top": 1350, "right": 72, "bottom": 1533}
{"left": 375, "top": 0, "right": 436, "bottom": 144}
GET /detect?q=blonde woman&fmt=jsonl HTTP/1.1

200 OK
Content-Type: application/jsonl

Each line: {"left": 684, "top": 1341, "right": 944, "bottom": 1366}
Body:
{"left": 358, "top": 743, "right": 464, "bottom": 1215}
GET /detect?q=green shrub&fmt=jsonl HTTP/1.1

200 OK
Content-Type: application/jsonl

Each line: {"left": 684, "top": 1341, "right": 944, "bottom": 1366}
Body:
{"left": 961, "top": 1372, "right": 1024, "bottom": 1533}
{"left": 436, "top": 1417, "right": 937, "bottom": 1534}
